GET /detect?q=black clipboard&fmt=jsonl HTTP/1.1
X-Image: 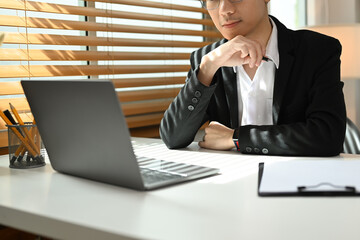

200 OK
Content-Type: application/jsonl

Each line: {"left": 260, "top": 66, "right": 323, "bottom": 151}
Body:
{"left": 258, "top": 162, "right": 359, "bottom": 197}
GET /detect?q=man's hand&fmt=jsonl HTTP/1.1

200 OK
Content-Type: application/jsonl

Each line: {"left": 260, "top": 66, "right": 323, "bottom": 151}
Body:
{"left": 198, "top": 35, "right": 266, "bottom": 86}
{"left": 208, "top": 35, "right": 265, "bottom": 68}
{"left": 198, "top": 121, "right": 235, "bottom": 151}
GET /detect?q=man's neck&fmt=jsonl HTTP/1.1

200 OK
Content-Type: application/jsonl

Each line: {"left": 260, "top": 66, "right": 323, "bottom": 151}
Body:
{"left": 245, "top": 16, "right": 273, "bottom": 50}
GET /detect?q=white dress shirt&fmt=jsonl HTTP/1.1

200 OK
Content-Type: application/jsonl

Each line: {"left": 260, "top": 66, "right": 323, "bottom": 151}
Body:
{"left": 235, "top": 18, "right": 280, "bottom": 126}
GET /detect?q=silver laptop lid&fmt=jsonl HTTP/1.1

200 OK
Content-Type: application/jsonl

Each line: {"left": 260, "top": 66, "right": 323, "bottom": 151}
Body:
{"left": 21, "top": 80, "right": 145, "bottom": 190}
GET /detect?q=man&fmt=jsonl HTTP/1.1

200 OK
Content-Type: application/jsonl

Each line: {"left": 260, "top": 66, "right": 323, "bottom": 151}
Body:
{"left": 159, "top": 0, "right": 346, "bottom": 156}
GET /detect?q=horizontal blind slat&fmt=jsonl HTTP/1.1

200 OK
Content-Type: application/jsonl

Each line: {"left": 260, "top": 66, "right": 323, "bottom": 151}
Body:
{"left": 1, "top": 0, "right": 212, "bottom": 25}
{"left": 0, "top": 82, "right": 23, "bottom": 95}
{"left": 0, "top": 65, "right": 190, "bottom": 78}
{"left": 0, "top": 15, "right": 221, "bottom": 38}
{"left": 0, "top": 49, "right": 190, "bottom": 61}
{"left": 118, "top": 88, "right": 180, "bottom": 102}
{"left": 126, "top": 113, "right": 164, "bottom": 128}
{"left": 0, "top": 98, "right": 29, "bottom": 113}
{"left": 86, "top": 0, "right": 207, "bottom": 14}
{"left": 122, "top": 99, "right": 172, "bottom": 116}
{"left": 112, "top": 76, "right": 185, "bottom": 88}
{"left": 4, "top": 33, "right": 212, "bottom": 47}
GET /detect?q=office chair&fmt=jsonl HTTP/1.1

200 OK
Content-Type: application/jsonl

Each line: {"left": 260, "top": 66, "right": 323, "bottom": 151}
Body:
{"left": 343, "top": 118, "right": 360, "bottom": 154}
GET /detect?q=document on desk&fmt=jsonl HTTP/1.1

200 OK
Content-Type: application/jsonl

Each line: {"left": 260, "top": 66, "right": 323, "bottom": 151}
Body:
{"left": 258, "top": 160, "right": 360, "bottom": 196}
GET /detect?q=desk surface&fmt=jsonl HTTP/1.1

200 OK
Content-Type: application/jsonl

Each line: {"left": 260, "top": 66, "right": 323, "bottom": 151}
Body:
{"left": 0, "top": 137, "right": 360, "bottom": 240}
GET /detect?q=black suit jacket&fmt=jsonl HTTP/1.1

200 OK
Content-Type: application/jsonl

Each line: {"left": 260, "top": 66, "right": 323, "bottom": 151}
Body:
{"left": 160, "top": 16, "right": 346, "bottom": 156}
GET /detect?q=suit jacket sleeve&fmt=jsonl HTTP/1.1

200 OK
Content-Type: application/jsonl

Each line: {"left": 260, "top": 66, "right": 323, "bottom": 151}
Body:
{"left": 159, "top": 48, "right": 218, "bottom": 149}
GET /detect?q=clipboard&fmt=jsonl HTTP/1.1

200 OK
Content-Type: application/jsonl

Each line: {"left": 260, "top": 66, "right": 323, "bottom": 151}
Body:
{"left": 258, "top": 160, "right": 360, "bottom": 196}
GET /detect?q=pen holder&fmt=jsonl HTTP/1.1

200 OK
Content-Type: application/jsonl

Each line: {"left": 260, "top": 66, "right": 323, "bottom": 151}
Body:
{"left": 7, "top": 123, "right": 46, "bottom": 169}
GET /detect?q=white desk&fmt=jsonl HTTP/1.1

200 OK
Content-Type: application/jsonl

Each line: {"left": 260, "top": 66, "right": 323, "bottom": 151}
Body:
{"left": 0, "top": 137, "right": 360, "bottom": 240}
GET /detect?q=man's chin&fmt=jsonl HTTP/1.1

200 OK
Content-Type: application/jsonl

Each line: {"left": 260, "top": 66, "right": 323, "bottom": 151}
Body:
{"left": 222, "top": 33, "right": 243, "bottom": 40}
{"left": 220, "top": 29, "right": 248, "bottom": 40}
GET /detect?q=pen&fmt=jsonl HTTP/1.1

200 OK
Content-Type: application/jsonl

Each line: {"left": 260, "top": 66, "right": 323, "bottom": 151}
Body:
{"left": 3, "top": 109, "right": 25, "bottom": 135}
{"left": 262, "top": 56, "right": 270, "bottom": 62}
{"left": 3, "top": 110, "right": 17, "bottom": 125}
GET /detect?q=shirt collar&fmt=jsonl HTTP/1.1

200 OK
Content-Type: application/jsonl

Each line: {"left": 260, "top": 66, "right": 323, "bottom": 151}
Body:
{"left": 266, "top": 17, "right": 280, "bottom": 69}
{"left": 233, "top": 17, "right": 280, "bottom": 73}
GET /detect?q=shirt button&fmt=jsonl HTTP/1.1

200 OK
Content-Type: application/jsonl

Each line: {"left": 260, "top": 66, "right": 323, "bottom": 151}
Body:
{"left": 245, "top": 147, "right": 252, "bottom": 153}
{"left": 188, "top": 105, "right": 194, "bottom": 111}
{"left": 262, "top": 148, "right": 269, "bottom": 154}
{"left": 254, "top": 148, "right": 260, "bottom": 153}
{"left": 192, "top": 98, "right": 198, "bottom": 104}
{"left": 194, "top": 91, "right": 202, "bottom": 98}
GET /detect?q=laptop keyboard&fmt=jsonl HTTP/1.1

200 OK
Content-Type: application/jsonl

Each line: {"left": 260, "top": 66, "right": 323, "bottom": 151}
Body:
{"left": 140, "top": 168, "right": 184, "bottom": 184}
{"left": 137, "top": 155, "right": 213, "bottom": 185}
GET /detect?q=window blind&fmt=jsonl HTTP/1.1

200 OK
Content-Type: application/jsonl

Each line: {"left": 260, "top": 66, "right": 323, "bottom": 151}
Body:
{"left": 0, "top": 0, "right": 221, "bottom": 150}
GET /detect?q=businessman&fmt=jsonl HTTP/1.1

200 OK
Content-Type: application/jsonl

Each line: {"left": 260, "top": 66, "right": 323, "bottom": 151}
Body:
{"left": 160, "top": 0, "right": 346, "bottom": 156}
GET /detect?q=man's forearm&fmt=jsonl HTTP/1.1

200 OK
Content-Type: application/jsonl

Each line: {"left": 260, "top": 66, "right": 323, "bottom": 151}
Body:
{"left": 160, "top": 66, "right": 218, "bottom": 149}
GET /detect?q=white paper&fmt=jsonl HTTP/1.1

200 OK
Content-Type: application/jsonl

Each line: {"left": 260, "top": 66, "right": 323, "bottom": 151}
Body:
{"left": 259, "top": 160, "right": 360, "bottom": 193}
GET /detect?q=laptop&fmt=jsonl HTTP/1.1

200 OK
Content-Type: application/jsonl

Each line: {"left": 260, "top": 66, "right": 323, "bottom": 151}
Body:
{"left": 21, "top": 80, "right": 219, "bottom": 190}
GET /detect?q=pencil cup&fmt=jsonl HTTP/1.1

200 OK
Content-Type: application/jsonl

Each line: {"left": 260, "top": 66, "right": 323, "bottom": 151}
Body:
{"left": 7, "top": 123, "right": 46, "bottom": 169}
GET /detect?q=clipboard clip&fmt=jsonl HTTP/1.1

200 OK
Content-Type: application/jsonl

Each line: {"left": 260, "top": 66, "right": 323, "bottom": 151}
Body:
{"left": 297, "top": 182, "right": 356, "bottom": 195}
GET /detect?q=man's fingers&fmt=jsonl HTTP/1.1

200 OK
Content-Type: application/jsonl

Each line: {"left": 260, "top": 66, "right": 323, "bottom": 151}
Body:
{"left": 208, "top": 121, "right": 217, "bottom": 126}
{"left": 199, "top": 121, "right": 235, "bottom": 150}
{"left": 198, "top": 138, "right": 215, "bottom": 148}
{"left": 247, "top": 40, "right": 264, "bottom": 68}
{"left": 204, "top": 126, "right": 211, "bottom": 134}
{"left": 242, "top": 56, "right": 251, "bottom": 65}
{"left": 207, "top": 35, "right": 266, "bottom": 68}
{"left": 232, "top": 36, "right": 265, "bottom": 68}
{"left": 205, "top": 121, "right": 220, "bottom": 134}
{"left": 248, "top": 47, "right": 258, "bottom": 68}
{"left": 255, "top": 42, "right": 264, "bottom": 67}
{"left": 240, "top": 47, "right": 249, "bottom": 59}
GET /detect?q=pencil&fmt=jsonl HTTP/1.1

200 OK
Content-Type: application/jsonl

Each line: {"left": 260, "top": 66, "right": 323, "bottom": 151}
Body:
{"left": 3, "top": 109, "right": 22, "bottom": 163}
{"left": 10, "top": 143, "right": 25, "bottom": 165}
{"left": 10, "top": 119, "right": 40, "bottom": 164}
{"left": 11, "top": 119, "right": 37, "bottom": 160}
{"left": 17, "top": 146, "right": 27, "bottom": 163}
{"left": 3, "top": 109, "right": 24, "bottom": 164}
{"left": 0, "top": 111, "right": 39, "bottom": 158}
{"left": 9, "top": 103, "right": 40, "bottom": 156}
